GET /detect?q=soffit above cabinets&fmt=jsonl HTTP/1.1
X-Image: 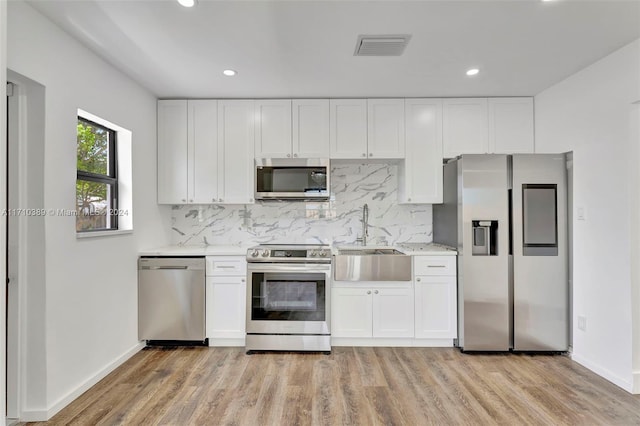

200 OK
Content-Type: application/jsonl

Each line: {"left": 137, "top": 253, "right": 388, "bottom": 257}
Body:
{"left": 25, "top": 0, "right": 640, "bottom": 98}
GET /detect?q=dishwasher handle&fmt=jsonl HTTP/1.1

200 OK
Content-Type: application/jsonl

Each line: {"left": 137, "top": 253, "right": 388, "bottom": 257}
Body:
{"left": 141, "top": 266, "right": 189, "bottom": 270}
{"left": 138, "top": 257, "right": 206, "bottom": 271}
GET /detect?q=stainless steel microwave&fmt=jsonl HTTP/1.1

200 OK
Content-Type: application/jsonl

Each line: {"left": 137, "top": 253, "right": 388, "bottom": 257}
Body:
{"left": 255, "top": 158, "right": 330, "bottom": 201}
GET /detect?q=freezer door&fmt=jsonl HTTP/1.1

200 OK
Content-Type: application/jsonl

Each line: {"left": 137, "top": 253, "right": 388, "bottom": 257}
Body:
{"left": 457, "top": 154, "right": 511, "bottom": 351}
{"left": 512, "top": 154, "right": 568, "bottom": 351}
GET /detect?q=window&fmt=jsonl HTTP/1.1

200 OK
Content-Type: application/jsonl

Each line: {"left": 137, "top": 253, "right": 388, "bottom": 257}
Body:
{"left": 76, "top": 117, "right": 118, "bottom": 232}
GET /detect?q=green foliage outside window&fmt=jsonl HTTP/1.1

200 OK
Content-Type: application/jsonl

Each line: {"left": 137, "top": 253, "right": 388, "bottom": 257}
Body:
{"left": 76, "top": 118, "right": 117, "bottom": 231}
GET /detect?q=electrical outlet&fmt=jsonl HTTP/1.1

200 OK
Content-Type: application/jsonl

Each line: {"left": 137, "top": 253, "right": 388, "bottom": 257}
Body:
{"left": 577, "top": 316, "right": 587, "bottom": 331}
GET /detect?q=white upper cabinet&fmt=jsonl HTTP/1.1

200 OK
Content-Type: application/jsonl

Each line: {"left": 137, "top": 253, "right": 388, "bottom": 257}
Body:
{"left": 488, "top": 97, "right": 534, "bottom": 154}
{"left": 217, "top": 100, "right": 255, "bottom": 204}
{"left": 400, "top": 99, "right": 443, "bottom": 204}
{"left": 189, "top": 100, "right": 218, "bottom": 203}
{"left": 367, "top": 99, "right": 405, "bottom": 159}
{"left": 254, "top": 100, "right": 292, "bottom": 158}
{"left": 443, "top": 98, "right": 489, "bottom": 158}
{"left": 158, "top": 100, "right": 218, "bottom": 204}
{"left": 330, "top": 99, "right": 368, "bottom": 159}
{"left": 157, "top": 100, "right": 188, "bottom": 204}
{"left": 293, "top": 99, "right": 330, "bottom": 158}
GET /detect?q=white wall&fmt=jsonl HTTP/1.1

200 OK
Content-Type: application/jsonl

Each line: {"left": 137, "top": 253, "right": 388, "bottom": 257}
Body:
{"left": 1, "top": 0, "right": 8, "bottom": 424}
{"left": 7, "top": 1, "right": 171, "bottom": 419}
{"left": 535, "top": 38, "right": 640, "bottom": 392}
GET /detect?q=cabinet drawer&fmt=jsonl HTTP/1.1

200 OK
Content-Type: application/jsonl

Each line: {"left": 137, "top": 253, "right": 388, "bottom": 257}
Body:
{"left": 206, "top": 257, "right": 246, "bottom": 276}
{"left": 413, "top": 256, "right": 456, "bottom": 276}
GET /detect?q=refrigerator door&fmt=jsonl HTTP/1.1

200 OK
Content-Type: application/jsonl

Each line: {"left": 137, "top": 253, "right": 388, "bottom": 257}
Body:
{"left": 458, "top": 155, "right": 511, "bottom": 351}
{"left": 511, "top": 154, "right": 568, "bottom": 351}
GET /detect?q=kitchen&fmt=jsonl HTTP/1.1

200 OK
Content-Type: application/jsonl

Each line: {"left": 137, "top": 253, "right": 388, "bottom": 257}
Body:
{"left": 2, "top": 0, "right": 640, "bottom": 424}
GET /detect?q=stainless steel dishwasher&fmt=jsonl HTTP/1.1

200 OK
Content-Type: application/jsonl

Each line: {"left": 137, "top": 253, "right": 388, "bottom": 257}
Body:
{"left": 138, "top": 257, "right": 206, "bottom": 344}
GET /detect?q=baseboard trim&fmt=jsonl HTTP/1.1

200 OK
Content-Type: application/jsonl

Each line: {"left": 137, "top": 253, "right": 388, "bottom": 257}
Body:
{"left": 331, "top": 337, "right": 454, "bottom": 347}
{"left": 208, "top": 337, "right": 245, "bottom": 347}
{"left": 571, "top": 352, "right": 633, "bottom": 393}
{"left": 21, "top": 342, "right": 145, "bottom": 421}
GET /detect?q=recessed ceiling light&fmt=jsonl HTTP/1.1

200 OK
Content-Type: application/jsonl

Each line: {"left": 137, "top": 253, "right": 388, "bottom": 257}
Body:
{"left": 223, "top": 69, "right": 237, "bottom": 77}
{"left": 466, "top": 68, "right": 480, "bottom": 76}
{"left": 177, "top": 0, "right": 196, "bottom": 8}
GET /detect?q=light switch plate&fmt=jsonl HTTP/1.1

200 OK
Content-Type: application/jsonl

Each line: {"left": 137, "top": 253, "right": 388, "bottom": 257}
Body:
{"left": 577, "top": 207, "right": 586, "bottom": 221}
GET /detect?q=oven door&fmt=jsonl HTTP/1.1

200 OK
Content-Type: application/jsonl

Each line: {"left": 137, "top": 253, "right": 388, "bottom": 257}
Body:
{"left": 246, "top": 263, "right": 331, "bottom": 335}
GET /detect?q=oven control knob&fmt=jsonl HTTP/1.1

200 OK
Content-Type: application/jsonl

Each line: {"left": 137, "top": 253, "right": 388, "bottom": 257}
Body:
{"left": 251, "top": 250, "right": 259, "bottom": 257}
{"left": 320, "top": 251, "right": 328, "bottom": 257}
{"left": 310, "top": 251, "right": 317, "bottom": 257}
{"left": 261, "top": 250, "right": 269, "bottom": 257}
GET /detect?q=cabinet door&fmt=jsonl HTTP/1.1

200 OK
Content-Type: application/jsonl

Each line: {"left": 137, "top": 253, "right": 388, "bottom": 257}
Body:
{"left": 330, "top": 99, "right": 368, "bottom": 159}
{"left": 414, "top": 276, "right": 457, "bottom": 339}
{"left": 217, "top": 100, "right": 255, "bottom": 204}
{"left": 293, "top": 99, "right": 330, "bottom": 158}
{"left": 372, "top": 286, "right": 414, "bottom": 338}
{"left": 443, "top": 98, "right": 488, "bottom": 158}
{"left": 206, "top": 276, "right": 247, "bottom": 339}
{"left": 488, "top": 97, "right": 534, "bottom": 154}
{"left": 400, "top": 99, "right": 443, "bottom": 204}
{"left": 189, "top": 100, "right": 218, "bottom": 204}
{"left": 367, "top": 99, "right": 405, "bottom": 159}
{"left": 331, "top": 287, "right": 372, "bottom": 337}
{"left": 157, "top": 100, "right": 188, "bottom": 204}
{"left": 254, "top": 100, "right": 292, "bottom": 158}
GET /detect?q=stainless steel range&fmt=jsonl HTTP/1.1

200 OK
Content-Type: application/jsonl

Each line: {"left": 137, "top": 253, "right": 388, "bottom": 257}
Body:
{"left": 246, "top": 244, "right": 331, "bottom": 353}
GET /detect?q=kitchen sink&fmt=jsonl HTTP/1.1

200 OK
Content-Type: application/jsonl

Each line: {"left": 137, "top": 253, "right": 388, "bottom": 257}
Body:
{"left": 333, "top": 248, "right": 411, "bottom": 281}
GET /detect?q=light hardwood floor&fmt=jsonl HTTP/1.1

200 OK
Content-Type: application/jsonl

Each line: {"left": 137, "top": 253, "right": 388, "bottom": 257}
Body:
{"left": 26, "top": 347, "right": 640, "bottom": 425}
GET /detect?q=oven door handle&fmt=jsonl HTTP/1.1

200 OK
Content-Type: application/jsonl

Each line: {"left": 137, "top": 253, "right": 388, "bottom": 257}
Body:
{"left": 247, "top": 263, "right": 331, "bottom": 273}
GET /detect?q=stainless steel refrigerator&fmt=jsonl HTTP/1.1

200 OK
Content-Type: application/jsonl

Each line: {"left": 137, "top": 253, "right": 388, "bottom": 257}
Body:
{"left": 434, "top": 154, "right": 568, "bottom": 351}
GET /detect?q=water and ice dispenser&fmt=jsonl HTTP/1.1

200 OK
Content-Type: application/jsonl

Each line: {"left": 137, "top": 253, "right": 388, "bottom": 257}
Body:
{"left": 472, "top": 220, "right": 499, "bottom": 256}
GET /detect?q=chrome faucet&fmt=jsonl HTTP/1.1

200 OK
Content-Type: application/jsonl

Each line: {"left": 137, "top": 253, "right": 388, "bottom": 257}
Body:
{"left": 356, "top": 203, "right": 369, "bottom": 246}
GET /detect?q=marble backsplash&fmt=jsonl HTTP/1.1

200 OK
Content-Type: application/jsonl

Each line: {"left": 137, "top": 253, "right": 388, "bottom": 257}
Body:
{"left": 171, "top": 163, "right": 433, "bottom": 246}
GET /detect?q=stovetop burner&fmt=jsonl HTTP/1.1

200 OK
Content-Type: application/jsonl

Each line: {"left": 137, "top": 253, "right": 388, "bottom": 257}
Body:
{"left": 247, "top": 243, "right": 331, "bottom": 263}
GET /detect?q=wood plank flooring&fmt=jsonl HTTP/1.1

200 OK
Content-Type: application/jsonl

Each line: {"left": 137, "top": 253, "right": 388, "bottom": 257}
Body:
{"left": 26, "top": 347, "right": 640, "bottom": 425}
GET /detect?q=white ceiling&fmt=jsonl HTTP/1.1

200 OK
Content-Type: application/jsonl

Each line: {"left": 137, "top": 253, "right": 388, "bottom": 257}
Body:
{"left": 27, "top": 0, "right": 640, "bottom": 98}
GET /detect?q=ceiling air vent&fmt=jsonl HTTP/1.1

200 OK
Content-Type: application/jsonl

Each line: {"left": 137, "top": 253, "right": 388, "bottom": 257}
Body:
{"left": 354, "top": 34, "right": 412, "bottom": 56}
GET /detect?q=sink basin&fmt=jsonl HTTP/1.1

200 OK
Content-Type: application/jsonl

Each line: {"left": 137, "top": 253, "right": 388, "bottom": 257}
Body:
{"left": 333, "top": 248, "right": 411, "bottom": 281}
{"left": 338, "top": 248, "right": 404, "bottom": 255}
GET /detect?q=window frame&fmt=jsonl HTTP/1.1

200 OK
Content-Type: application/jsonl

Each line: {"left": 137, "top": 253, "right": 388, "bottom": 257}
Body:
{"left": 76, "top": 116, "right": 119, "bottom": 232}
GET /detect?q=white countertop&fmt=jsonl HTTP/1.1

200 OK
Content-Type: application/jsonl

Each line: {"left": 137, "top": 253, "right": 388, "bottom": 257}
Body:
{"left": 394, "top": 242, "right": 457, "bottom": 256}
{"left": 139, "top": 242, "right": 457, "bottom": 257}
{"left": 139, "top": 245, "right": 251, "bottom": 256}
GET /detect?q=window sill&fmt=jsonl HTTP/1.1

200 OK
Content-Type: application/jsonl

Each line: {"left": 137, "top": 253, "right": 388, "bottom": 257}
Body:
{"left": 76, "top": 229, "right": 133, "bottom": 239}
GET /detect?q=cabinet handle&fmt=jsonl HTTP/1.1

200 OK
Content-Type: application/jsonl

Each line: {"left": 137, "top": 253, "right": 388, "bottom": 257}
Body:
{"left": 287, "top": 154, "right": 291, "bottom": 158}
{"left": 189, "top": 199, "right": 193, "bottom": 203}
{"left": 182, "top": 199, "right": 186, "bottom": 202}
{"left": 217, "top": 265, "right": 235, "bottom": 269}
{"left": 408, "top": 198, "right": 412, "bottom": 202}
{"left": 293, "top": 153, "right": 298, "bottom": 158}
{"left": 362, "top": 153, "right": 366, "bottom": 157}
{"left": 241, "top": 279, "right": 246, "bottom": 282}
{"left": 369, "top": 153, "right": 373, "bottom": 157}
{"left": 367, "top": 290, "right": 371, "bottom": 294}
{"left": 219, "top": 198, "right": 223, "bottom": 202}
{"left": 428, "top": 265, "right": 446, "bottom": 268}
{"left": 249, "top": 198, "right": 254, "bottom": 203}
{"left": 416, "top": 278, "right": 421, "bottom": 282}
{"left": 374, "top": 290, "right": 379, "bottom": 294}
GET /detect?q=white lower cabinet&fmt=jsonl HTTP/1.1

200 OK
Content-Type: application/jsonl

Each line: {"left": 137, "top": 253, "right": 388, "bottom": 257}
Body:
{"left": 414, "top": 256, "right": 457, "bottom": 340}
{"left": 332, "top": 282, "right": 414, "bottom": 338}
{"left": 206, "top": 256, "right": 247, "bottom": 345}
